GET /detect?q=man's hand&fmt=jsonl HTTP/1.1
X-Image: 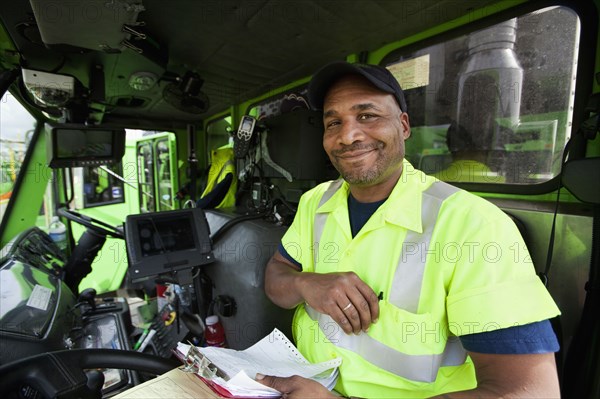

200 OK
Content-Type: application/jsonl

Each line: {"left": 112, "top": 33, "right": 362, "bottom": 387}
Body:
{"left": 265, "top": 251, "right": 379, "bottom": 334}
{"left": 298, "top": 271, "right": 379, "bottom": 334}
{"left": 256, "top": 374, "right": 336, "bottom": 399}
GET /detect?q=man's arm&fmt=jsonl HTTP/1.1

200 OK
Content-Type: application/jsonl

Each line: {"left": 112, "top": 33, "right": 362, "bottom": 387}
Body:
{"left": 257, "top": 352, "right": 560, "bottom": 398}
{"left": 264, "top": 250, "right": 306, "bottom": 309}
{"left": 435, "top": 352, "right": 560, "bottom": 398}
{"left": 264, "top": 250, "right": 380, "bottom": 334}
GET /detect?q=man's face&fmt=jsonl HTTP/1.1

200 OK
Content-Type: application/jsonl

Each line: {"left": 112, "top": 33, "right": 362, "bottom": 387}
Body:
{"left": 322, "top": 74, "right": 410, "bottom": 187}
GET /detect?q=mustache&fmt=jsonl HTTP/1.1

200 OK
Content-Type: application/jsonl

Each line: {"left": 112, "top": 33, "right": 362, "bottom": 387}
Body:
{"left": 331, "top": 143, "right": 381, "bottom": 157}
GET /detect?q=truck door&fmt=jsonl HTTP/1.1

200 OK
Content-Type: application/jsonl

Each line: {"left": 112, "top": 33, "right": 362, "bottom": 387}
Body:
{"left": 135, "top": 133, "right": 178, "bottom": 213}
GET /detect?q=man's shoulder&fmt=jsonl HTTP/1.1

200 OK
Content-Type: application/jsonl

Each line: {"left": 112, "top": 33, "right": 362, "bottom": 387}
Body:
{"left": 438, "top": 184, "right": 513, "bottom": 225}
{"left": 298, "top": 179, "right": 342, "bottom": 205}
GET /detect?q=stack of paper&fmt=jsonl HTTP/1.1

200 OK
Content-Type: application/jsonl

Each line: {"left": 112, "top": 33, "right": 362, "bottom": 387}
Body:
{"left": 177, "top": 328, "right": 341, "bottom": 398}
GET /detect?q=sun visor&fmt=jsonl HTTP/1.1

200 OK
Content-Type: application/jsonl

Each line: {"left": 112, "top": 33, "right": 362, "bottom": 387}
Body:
{"left": 29, "top": 0, "right": 155, "bottom": 56}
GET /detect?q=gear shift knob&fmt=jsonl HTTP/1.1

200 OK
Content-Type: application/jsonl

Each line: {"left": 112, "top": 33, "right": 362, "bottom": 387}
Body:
{"left": 78, "top": 288, "right": 97, "bottom": 311}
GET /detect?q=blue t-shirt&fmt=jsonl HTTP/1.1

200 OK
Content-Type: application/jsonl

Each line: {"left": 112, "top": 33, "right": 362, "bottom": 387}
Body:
{"left": 278, "top": 193, "right": 559, "bottom": 354}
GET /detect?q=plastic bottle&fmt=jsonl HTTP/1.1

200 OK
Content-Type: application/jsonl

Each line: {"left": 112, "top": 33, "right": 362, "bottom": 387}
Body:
{"left": 49, "top": 216, "right": 68, "bottom": 251}
{"left": 204, "top": 315, "right": 226, "bottom": 347}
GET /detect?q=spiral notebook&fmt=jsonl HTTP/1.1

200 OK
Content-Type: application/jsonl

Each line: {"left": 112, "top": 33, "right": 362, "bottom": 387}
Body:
{"left": 177, "top": 328, "right": 342, "bottom": 398}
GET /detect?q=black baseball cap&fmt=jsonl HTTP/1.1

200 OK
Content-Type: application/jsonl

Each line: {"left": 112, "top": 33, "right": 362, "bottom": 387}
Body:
{"left": 307, "top": 61, "right": 407, "bottom": 112}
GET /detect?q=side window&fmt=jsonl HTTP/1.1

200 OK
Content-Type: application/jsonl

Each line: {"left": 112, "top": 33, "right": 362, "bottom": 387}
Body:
{"left": 382, "top": 6, "right": 579, "bottom": 186}
{"left": 0, "top": 92, "right": 37, "bottom": 224}
{"left": 81, "top": 163, "right": 124, "bottom": 207}
{"left": 206, "top": 116, "right": 232, "bottom": 155}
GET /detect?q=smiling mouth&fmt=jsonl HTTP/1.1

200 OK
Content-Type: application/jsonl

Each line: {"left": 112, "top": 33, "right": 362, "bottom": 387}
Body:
{"left": 336, "top": 149, "right": 375, "bottom": 160}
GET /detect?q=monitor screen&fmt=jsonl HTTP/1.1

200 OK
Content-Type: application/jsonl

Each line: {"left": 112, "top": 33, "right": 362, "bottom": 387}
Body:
{"left": 56, "top": 129, "right": 114, "bottom": 159}
{"left": 138, "top": 215, "right": 196, "bottom": 257}
{"left": 46, "top": 123, "right": 125, "bottom": 168}
{"left": 125, "top": 208, "right": 214, "bottom": 284}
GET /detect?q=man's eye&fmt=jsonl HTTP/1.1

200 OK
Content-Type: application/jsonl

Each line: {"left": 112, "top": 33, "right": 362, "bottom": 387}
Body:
{"left": 358, "top": 114, "right": 375, "bottom": 120}
{"left": 326, "top": 120, "right": 340, "bottom": 128}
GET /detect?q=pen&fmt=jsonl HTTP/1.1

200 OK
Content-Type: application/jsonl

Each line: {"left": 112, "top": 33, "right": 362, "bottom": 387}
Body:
{"left": 133, "top": 328, "right": 150, "bottom": 351}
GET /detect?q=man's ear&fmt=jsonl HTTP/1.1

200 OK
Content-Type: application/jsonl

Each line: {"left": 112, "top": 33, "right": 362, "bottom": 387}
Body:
{"left": 401, "top": 112, "right": 411, "bottom": 139}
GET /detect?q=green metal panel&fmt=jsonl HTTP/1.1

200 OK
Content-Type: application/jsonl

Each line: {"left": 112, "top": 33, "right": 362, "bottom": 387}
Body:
{"left": 368, "top": 0, "right": 529, "bottom": 65}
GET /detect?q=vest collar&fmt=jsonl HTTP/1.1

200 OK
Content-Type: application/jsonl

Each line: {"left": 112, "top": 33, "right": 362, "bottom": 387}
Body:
{"left": 316, "top": 160, "right": 435, "bottom": 233}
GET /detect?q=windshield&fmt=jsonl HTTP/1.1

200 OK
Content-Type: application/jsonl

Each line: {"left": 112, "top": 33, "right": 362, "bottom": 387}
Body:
{"left": 0, "top": 92, "right": 37, "bottom": 225}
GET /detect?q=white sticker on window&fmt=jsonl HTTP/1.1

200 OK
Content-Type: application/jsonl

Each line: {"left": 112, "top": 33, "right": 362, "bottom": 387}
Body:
{"left": 387, "top": 54, "right": 430, "bottom": 89}
{"left": 26, "top": 284, "right": 52, "bottom": 311}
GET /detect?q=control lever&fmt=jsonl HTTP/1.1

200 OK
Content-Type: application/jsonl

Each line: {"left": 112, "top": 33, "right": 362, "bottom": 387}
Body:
{"left": 78, "top": 288, "right": 97, "bottom": 311}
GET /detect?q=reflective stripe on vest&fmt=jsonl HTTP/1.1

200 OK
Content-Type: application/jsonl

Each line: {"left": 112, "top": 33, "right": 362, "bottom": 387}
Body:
{"left": 390, "top": 181, "right": 459, "bottom": 313}
{"left": 314, "top": 179, "right": 344, "bottom": 265}
{"left": 309, "top": 180, "right": 467, "bottom": 382}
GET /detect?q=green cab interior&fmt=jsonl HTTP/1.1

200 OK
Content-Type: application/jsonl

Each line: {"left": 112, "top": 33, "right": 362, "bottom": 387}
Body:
{"left": 0, "top": 0, "right": 599, "bottom": 397}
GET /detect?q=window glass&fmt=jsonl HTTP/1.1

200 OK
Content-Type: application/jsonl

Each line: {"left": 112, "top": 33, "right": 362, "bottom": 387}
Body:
{"left": 206, "top": 116, "right": 232, "bottom": 154}
{"left": 123, "top": 131, "right": 177, "bottom": 213}
{"left": 137, "top": 142, "right": 155, "bottom": 213}
{"left": 155, "top": 139, "right": 174, "bottom": 211}
{"left": 382, "top": 6, "right": 579, "bottom": 185}
{"left": 0, "top": 92, "right": 37, "bottom": 224}
{"left": 80, "top": 163, "right": 125, "bottom": 207}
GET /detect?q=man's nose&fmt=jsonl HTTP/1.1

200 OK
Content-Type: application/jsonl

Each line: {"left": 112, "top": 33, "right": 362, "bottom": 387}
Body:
{"left": 337, "top": 119, "right": 365, "bottom": 145}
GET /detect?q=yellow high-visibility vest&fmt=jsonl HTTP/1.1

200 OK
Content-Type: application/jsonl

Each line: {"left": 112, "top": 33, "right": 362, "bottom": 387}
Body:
{"left": 282, "top": 160, "right": 560, "bottom": 398}
{"left": 201, "top": 144, "right": 237, "bottom": 208}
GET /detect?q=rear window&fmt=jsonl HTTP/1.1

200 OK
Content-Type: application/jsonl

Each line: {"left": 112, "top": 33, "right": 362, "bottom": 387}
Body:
{"left": 382, "top": 6, "right": 580, "bottom": 186}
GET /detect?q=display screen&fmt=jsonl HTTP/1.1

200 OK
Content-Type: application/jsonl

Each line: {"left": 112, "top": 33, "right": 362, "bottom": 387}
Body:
{"left": 56, "top": 129, "right": 114, "bottom": 159}
{"left": 125, "top": 208, "right": 214, "bottom": 283}
{"left": 241, "top": 117, "right": 254, "bottom": 131}
{"left": 137, "top": 215, "right": 195, "bottom": 257}
{"left": 46, "top": 124, "right": 126, "bottom": 168}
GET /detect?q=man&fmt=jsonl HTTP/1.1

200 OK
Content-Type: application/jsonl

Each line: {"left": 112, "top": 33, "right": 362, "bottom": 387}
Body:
{"left": 431, "top": 120, "right": 505, "bottom": 184}
{"left": 259, "top": 62, "right": 561, "bottom": 398}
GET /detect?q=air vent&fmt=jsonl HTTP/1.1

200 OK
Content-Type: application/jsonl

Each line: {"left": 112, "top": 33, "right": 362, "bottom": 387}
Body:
{"left": 114, "top": 96, "right": 147, "bottom": 108}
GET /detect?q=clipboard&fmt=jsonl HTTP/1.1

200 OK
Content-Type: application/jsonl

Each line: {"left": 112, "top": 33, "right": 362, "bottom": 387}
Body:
{"left": 111, "top": 367, "right": 221, "bottom": 399}
{"left": 179, "top": 343, "right": 244, "bottom": 398}
{"left": 181, "top": 344, "right": 227, "bottom": 379}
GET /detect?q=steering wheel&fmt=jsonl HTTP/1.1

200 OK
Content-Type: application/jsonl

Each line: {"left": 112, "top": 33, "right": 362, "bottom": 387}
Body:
{"left": 0, "top": 349, "right": 180, "bottom": 398}
{"left": 58, "top": 208, "right": 124, "bottom": 239}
